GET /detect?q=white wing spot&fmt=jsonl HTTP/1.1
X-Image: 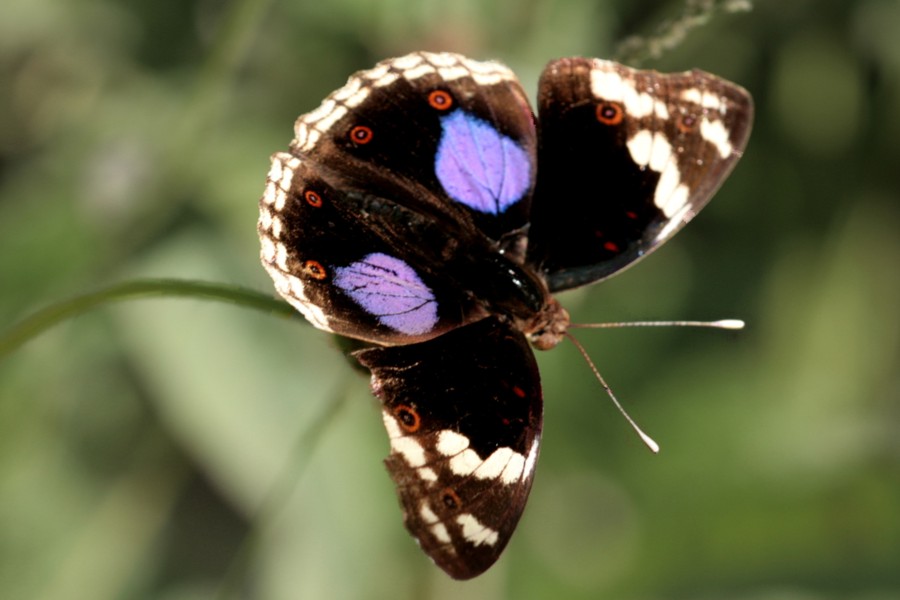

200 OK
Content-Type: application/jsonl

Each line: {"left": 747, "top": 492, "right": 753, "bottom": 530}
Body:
{"left": 700, "top": 119, "right": 733, "bottom": 158}
{"left": 274, "top": 244, "right": 288, "bottom": 271}
{"left": 265, "top": 157, "right": 283, "bottom": 184}
{"left": 626, "top": 130, "right": 653, "bottom": 166}
{"left": 392, "top": 54, "right": 424, "bottom": 70}
{"left": 476, "top": 447, "right": 527, "bottom": 485}
{"left": 659, "top": 180, "right": 690, "bottom": 219}
{"left": 270, "top": 215, "right": 282, "bottom": 239}
{"left": 331, "top": 77, "right": 362, "bottom": 102}
{"left": 683, "top": 87, "right": 725, "bottom": 111}
{"left": 436, "top": 430, "right": 470, "bottom": 456}
{"left": 261, "top": 181, "right": 278, "bottom": 206}
{"left": 457, "top": 513, "right": 499, "bottom": 547}
{"left": 431, "top": 523, "right": 452, "bottom": 544}
{"left": 623, "top": 85, "right": 654, "bottom": 118}
{"left": 371, "top": 72, "right": 400, "bottom": 89}
{"left": 392, "top": 436, "right": 427, "bottom": 467}
{"left": 420, "top": 500, "right": 452, "bottom": 543}
{"left": 314, "top": 104, "right": 348, "bottom": 134}
{"left": 381, "top": 411, "right": 402, "bottom": 439}
{"left": 523, "top": 438, "right": 540, "bottom": 479}
{"left": 437, "top": 65, "right": 471, "bottom": 81}
{"left": 449, "top": 449, "right": 482, "bottom": 477}
{"left": 626, "top": 131, "right": 690, "bottom": 217}
{"left": 476, "top": 447, "right": 514, "bottom": 481}
{"left": 403, "top": 63, "right": 437, "bottom": 81}
{"left": 303, "top": 99, "right": 338, "bottom": 126}
{"left": 420, "top": 502, "right": 438, "bottom": 524}
{"left": 590, "top": 65, "right": 626, "bottom": 102}
{"left": 417, "top": 467, "right": 438, "bottom": 482}
{"left": 500, "top": 451, "right": 526, "bottom": 485}
{"left": 648, "top": 134, "right": 672, "bottom": 172}
{"left": 258, "top": 207, "right": 272, "bottom": 232}
{"left": 426, "top": 53, "right": 458, "bottom": 68}
{"left": 259, "top": 236, "right": 276, "bottom": 262}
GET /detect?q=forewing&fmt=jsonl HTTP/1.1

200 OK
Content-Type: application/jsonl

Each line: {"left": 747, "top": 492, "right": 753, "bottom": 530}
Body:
{"left": 527, "top": 57, "right": 753, "bottom": 291}
{"left": 355, "top": 317, "right": 543, "bottom": 579}
{"left": 258, "top": 52, "right": 542, "bottom": 344}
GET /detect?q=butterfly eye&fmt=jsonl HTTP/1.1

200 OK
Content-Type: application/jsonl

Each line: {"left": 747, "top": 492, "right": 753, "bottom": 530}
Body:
{"left": 304, "top": 190, "right": 323, "bottom": 207}
{"left": 301, "top": 260, "right": 328, "bottom": 280}
{"left": 393, "top": 404, "right": 421, "bottom": 433}
{"left": 428, "top": 90, "right": 454, "bottom": 111}
{"left": 596, "top": 101, "right": 624, "bottom": 126}
{"left": 349, "top": 125, "right": 374, "bottom": 144}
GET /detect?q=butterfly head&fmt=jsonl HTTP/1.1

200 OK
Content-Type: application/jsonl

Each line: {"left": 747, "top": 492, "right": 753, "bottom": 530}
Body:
{"left": 522, "top": 296, "right": 570, "bottom": 351}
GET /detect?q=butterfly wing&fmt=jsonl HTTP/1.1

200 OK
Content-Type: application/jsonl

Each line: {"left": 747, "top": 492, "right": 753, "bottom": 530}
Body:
{"left": 527, "top": 57, "right": 753, "bottom": 292}
{"left": 355, "top": 316, "right": 542, "bottom": 579}
{"left": 259, "top": 52, "right": 543, "bottom": 344}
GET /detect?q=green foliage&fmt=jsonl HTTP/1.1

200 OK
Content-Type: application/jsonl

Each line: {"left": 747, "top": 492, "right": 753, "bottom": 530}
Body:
{"left": 2, "top": 0, "right": 899, "bottom": 598}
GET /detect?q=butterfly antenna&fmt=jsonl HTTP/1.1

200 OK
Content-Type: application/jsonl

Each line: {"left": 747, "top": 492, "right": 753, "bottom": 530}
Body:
{"left": 564, "top": 331, "right": 660, "bottom": 454}
{"left": 570, "top": 319, "right": 745, "bottom": 330}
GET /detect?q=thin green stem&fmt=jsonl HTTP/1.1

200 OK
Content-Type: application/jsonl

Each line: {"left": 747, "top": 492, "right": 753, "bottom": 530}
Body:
{"left": 0, "top": 279, "right": 302, "bottom": 360}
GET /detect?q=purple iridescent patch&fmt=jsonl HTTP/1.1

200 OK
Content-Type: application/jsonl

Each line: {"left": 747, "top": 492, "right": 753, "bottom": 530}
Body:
{"left": 333, "top": 253, "right": 438, "bottom": 336}
{"left": 435, "top": 110, "right": 531, "bottom": 214}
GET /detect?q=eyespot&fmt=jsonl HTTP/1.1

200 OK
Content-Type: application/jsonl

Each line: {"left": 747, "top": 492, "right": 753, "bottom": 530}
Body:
{"left": 304, "top": 190, "right": 323, "bottom": 207}
{"left": 677, "top": 113, "right": 698, "bottom": 133}
{"left": 349, "top": 125, "right": 373, "bottom": 144}
{"left": 441, "top": 487, "right": 462, "bottom": 511}
{"left": 301, "top": 260, "right": 327, "bottom": 280}
{"left": 596, "top": 101, "right": 624, "bottom": 126}
{"left": 393, "top": 404, "right": 421, "bottom": 433}
{"left": 428, "top": 90, "right": 454, "bottom": 111}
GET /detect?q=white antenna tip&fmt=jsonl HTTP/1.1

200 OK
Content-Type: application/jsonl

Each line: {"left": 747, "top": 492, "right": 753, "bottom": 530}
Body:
{"left": 636, "top": 427, "right": 660, "bottom": 454}
{"left": 714, "top": 319, "right": 745, "bottom": 330}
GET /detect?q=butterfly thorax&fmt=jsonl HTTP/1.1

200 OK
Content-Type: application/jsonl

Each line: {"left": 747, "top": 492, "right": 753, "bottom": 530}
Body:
{"left": 520, "top": 295, "right": 570, "bottom": 351}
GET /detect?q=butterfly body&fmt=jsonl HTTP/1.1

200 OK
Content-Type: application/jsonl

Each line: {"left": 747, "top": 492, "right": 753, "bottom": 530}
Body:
{"left": 258, "top": 52, "right": 752, "bottom": 578}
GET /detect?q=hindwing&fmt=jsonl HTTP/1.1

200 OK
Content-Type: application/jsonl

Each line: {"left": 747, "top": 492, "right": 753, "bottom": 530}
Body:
{"left": 356, "top": 317, "right": 542, "bottom": 579}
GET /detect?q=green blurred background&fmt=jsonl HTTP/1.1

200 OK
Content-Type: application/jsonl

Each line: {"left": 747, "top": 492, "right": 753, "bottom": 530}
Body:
{"left": 2, "top": 0, "right": 899, "bottom": 598}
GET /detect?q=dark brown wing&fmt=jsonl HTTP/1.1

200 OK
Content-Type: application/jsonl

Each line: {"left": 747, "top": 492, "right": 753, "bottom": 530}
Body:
{"left": 356, "top": 317, "right": 543, "bottom": 579}
{"left": 528, "top": 57, "right": 753, "bottom": 291}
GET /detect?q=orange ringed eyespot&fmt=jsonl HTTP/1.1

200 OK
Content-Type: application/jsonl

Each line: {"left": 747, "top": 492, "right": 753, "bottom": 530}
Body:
{"left": 441, "top": 488, "right": 462, "bottom": 510}
{"left": 302, "top": 260, "right": 327, "bottom": 280}
{"left": 678, "top": 114, "right": 697, "bottom": 133}
{"left": 304, "top": 190, "right": 322, "bottom": 207}
{"left": 596, "top": 102, "right": 624, "bottom": 126}
{"left": 393, "top": 404, "right": 421, "bottom": 433}
{"left": 428, "top": 90, "right": 453, "bottom": 111}
{"left": 349, "top": 125, "right": 373, "bottom": 144}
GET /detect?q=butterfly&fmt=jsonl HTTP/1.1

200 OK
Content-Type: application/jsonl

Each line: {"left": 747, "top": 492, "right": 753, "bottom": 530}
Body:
{"left": 258, "top": 52, "right": 752, "bottom": 579}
